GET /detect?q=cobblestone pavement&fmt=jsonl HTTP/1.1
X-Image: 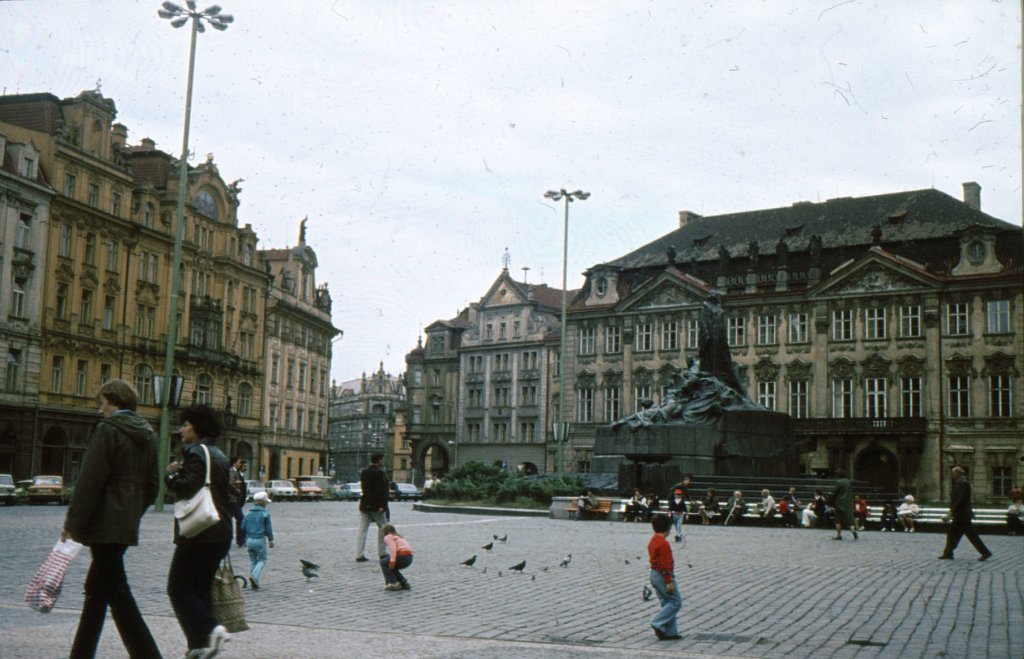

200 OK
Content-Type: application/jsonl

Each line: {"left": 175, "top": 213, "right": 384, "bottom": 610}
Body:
{"left": 2, "top": 502, "right": 1021, "bottom": 658}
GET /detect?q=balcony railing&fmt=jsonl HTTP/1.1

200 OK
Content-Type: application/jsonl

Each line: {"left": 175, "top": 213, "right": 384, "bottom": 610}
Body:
{"left": 793, "top": 417, "right": 927, "bottom": 435}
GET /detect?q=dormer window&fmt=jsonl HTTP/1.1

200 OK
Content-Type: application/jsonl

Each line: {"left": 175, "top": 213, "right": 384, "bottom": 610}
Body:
{"left": 20, "top": 156, "right": 35, "bottom": 179}
{"left": 595, "top": 277, "right": 608, "bottom": 297}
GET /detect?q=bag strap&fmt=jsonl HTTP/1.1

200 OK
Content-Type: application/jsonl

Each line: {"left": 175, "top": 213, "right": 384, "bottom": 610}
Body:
{"left": 199, "top": 444, "right": 212, "bottom": 487}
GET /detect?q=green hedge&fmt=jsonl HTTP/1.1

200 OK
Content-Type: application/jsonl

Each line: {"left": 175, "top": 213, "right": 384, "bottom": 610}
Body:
{"left": 424, "top": 462, "right": 583, "bottom": 505}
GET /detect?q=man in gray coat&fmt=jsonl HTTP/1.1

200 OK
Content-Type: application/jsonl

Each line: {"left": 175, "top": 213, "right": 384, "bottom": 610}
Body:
{"left": 62, "top": 380, "right": 160, "bottom": 658}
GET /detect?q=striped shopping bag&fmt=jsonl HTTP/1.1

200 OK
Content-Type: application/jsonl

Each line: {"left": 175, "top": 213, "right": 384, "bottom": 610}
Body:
{"left": 25, "top": 538, "right": 83, "bottom": 613}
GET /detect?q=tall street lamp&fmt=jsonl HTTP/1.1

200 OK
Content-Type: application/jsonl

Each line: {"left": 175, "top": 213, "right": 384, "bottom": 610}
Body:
{"left": 543, "top": 188, "right": 589, "bottom": 474}
{"left": 154, "top": 1, "right": 233, "bottom": 511}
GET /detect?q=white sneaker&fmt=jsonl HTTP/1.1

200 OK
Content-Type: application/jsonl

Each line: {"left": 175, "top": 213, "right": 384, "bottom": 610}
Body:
{"left": 201, "top": 625, "right": 231, "bottom": 658}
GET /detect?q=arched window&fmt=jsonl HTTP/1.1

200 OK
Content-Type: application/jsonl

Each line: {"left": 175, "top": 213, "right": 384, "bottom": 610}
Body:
{"left": 238, "top": 382, "right": 252, "bottom": 417}
{"left": 143, "top": 203, "right": 155, "bottom": 228}
{"left": 133, "top": 363, "right": 153, "bottom": 404}
{"left": 196, "top": 373, "right": 213, "bottom": 405}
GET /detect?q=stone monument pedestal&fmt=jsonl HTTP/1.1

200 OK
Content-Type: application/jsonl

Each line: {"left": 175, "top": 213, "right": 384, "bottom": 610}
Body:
{"left": 593, "top": 409, "right": 798, "bottom": 495}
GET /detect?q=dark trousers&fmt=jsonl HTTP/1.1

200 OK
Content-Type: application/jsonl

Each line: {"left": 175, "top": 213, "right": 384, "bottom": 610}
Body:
{"left": 167, "top": 540, "right": 231, "bottom": 650}
{"left": 233, "top": 502, "right": 246, "bottom": 546}
{"left": 70, "top": 544, "right": 161, "bottom": 659}
{"left": 941, "top": 518, "right": 991, "bottom": 557}
{"left": 380, "top": 554, "right": 413, "bottom": 584}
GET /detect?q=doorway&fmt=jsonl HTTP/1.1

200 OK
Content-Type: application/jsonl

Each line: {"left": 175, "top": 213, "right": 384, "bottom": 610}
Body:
{"left": 855, "top": 445, "right": 900, "bottom": 495}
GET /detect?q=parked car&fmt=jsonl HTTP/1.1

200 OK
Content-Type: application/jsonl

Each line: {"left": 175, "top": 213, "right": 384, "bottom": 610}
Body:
{"left": 265, "top": 479, "right": 298, "bottom": 501}
{"left": 0, "top": 474, "right": 16, "bottom": 506}
{"left": 335, "top": 482, "right": 362, "bottom": 501}
{"left": 245, "top": 480, "right": 267, "bottom": 503}
{"left": 14, "top": 479, "right": 33, "bottom": 504}
{"left": 27, "top": 475, "right": 68, "bottom": 505}
{"left": 293, "top": 478, "right": 324, "bottom": 502}
{"left": 391, "top": 483, "right": 422, "bottom": 501}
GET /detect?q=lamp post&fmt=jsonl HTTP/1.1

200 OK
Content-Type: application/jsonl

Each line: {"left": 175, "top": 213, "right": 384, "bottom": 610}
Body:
{"left": 154, "top": 1, "right": 233, "bottom": 511}
{"left": 543, "top": 188, "right": 589, "bottom": 474}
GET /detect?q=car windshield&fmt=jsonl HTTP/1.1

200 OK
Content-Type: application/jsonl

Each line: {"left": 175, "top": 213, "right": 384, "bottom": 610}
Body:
{"left": 249, "top": 484, "right": 266, "bottom": 492}
{"left": 34, "top": 476, "right": 61, "bottom": 486}
{"left": 0, "top": 475, "right": 13, "bottom": 485}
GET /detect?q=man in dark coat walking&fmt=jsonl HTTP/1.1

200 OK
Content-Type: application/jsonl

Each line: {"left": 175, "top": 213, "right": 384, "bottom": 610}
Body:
{"left": 62, "top": 380, "right": 161, "bottom": 658}
{"left": 355, "top": 452, "right": 390, "bottom": 562}
{"left": 938, "top": 466, "right": 993, "bottom": 561}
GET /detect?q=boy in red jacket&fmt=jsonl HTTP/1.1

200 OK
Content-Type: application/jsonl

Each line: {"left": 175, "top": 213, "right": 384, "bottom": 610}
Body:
{"left": 648, "top": 514, "right": 682, "bottom": 640}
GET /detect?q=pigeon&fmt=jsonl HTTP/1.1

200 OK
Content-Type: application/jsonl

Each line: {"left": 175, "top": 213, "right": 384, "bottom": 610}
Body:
{"left": 482, "top": 567, "right": 487, "bottom": 574}
{"left": 542, "top": 566, "right": 550, "bottom": 572}
{"left": 300, "top": 559, "right": 320, "bottom": 580}
{"left": 624, "top": 559, "right": 630, "bottom": 565}
{"left": 642, "top": 584, "right": 653, "bottom": 601}
{"left": 494, "top": 534, "right": 508, "bottom": 543}
{"left": 461, "top": 555, "right": 477, "bottom": 567}
{"left": 482, "top": 542, "right": 494, "bottom": 551}
{"left": 560, "top": 554, "right": 572, "bottom": 568}
{"left": 509, "top": 560, "right": 527, "bottom": 573}
{"left": 531, "top": 575, "right": 536, "bottom": 581}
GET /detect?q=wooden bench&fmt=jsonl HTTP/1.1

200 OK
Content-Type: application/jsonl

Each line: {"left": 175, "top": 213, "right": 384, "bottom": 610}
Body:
{"left": 865, "top": 505, "right": 1011, "bottom": 532}
{"left": 565, "top": 497, "right": 613, "bottom": 520}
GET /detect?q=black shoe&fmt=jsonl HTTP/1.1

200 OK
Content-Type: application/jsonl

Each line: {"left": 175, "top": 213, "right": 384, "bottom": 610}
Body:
{"left": 937, "top": 554, "right": 953, "bottom": 560}
{"left": 674, "top": 535, "right": 681, "bottom": 542}
{"left": 662, "top": 634, "right": 682, "bottom": 640}
{"left": 853, "top": 530, "right": 858, "bottom": 540}
{"left": 978, "top": 553, "right": 993, "bottom": 562}
{"left": 652, "top": 626, "right": 667, "bottom": 640}
{"left": 400, "top": 581, "right": 412, "bottom": 590}
{"left": 249, "top": 577, "right": 259, "bottom": 590}
{"left": 355, "top": 556, "right": 368, "bottom": 562}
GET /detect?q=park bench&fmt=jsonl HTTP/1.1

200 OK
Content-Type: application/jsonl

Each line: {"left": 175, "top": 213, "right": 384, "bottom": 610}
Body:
{"left": 565, "top": 497, "right": 613, "bottom": 520}
{"left": 865, "top": 505, "right": 1011, "bottom": 532}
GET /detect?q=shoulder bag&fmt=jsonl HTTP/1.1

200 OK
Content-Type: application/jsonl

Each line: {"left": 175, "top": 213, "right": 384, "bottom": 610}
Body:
{"left": 174, "top": 443, "right": 220, "bottom": 538}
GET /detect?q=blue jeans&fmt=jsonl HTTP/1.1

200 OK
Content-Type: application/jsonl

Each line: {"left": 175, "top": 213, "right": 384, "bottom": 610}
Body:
{"left": 380, "top": 554, "right": 413, "bottom": 584}
{"left": 672, "top": 513, "right": 684, "bottom": 538}
{"left": 247, "top": 537, "right": 268, "bottom": 583}
{"left": 649, "top": 570, "right": 682, "bottom": 636}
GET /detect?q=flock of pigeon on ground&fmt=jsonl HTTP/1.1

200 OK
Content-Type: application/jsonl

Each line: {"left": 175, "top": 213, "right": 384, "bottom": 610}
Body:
{"left": 455, "top": 534, "right": 574, "bottom": 581}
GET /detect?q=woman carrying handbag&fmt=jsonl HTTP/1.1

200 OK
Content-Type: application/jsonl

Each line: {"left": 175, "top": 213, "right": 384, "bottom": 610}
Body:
{"left": 165, "top": 405, "right": 235, "bottom": 659}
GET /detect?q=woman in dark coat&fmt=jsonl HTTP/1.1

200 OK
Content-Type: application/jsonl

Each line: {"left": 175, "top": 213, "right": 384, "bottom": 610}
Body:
{"left": 165, "top": 405, "right": 234, "bottom": 658}
{"left": 831, "top": 468, "right": 857, "bottom": 540}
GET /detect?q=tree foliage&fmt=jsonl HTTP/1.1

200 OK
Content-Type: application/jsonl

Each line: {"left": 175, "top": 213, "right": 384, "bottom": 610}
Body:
{"left": 424, "top": 461, "right": 583, "bottom": 505}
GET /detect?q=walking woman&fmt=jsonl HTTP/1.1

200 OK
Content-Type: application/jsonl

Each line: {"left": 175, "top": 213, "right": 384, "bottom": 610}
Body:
{"left": 831, "top": 468, "right": 858, "bottom": 540}
{"left": 165, "top": 405, "right": 234, "bottom": 658}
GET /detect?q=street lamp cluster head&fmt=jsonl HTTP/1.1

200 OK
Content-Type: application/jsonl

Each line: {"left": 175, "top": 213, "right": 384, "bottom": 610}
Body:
{"left": 158, "top": 1, "right": 233, "bottom": 31}
{"left": 544, "top": 189, "right": 590, "bottom": 203}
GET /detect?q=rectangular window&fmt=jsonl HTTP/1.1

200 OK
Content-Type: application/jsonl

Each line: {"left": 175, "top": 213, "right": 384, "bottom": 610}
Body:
{"left": 578, "top": 327, "right": 596, "bottom": 355}
{"left": 635, "top": 322, "right": 652, "bottom": 351}
{"left": 298, "top": 364, "right": 306, "bottom": 392}
{"left": 111, "top": 193, "right": 122, "bottom": 216}
{"left": 605, "top": 325, "right": 621, "bottom": 353}
{"left": 986, "top": 300, "right": 1010, "bottom": 334}
{"left": 51, "top": 356, "right": 63, "bottom": 393}
{"left": 87, "top": 182, "right": 99, "bottom": 207}
{"left": 787, "top": 312, "right": 808, "bottom": 344}
{"left": 832, "top": 309, "right": 853, "bottom": 341}
{"left": 577, "top": 386, "right": 594, "bottom": 422}
{"left": 79, "top": 289, "right": 93, "bottom": 323}
{"left": 297, "top": 409, "right": 304, "bottom": 436}
{"left": 634, "top": 384, "right": 651, "bottom": 411}
{"left": 788, "top": 380, "right": 808, "bottom": 419}
{"left": 900, "top": 377, "right": 922, "bottom": 417}
{"left": 756, "top": 314, "right": 777, "bottom": 345}
{"left": 864, "top": 378, "right": 887, "bottom": 418}
{"left": 727, "top": 317, "right": 746, "bottom": 346}
{"left": 520, "top": 384, "right": 537, "bottom": 406}
{"left": 661, "top": 320, "right": 679, "bottom": 351}
{"left": 899, "top": 305, "right": 921, "bottom": 338}
{"left": 20, "top": 156, "right": 35, "bottom": 178}
{"left": 485, "top": 324, "right": 493, "bottom": 340}
{"left": 468, "top": 387, "right": 483, "bottom": 407}
{"left": 102, "top": 296, "right": 115, "bottom": 330}
{"left": 520, "top": 351, "right": 539, "bottom": 370}
{"left": 269, "top": 404, "right": 279, "bottom": 430}
{"left": 287, "top": 360, "right": 295, "bottom": 389}
{"left": 831, "top": 379, "right": 853, "bottom": 418}
{"left": 76, "top": 360, "right": 88, "bottom": 396}
{"left": 55, "top": 283, "right": 68, "bottom": 319}
{"left": 466, "top": 423, "right": 480, "bottom": 442}
{"left": 992, "top": 467, "right": 1013, "bottom": 497}
{"left": 513, "top": 320, "right": 520, "bottom": 338}
{"left": 16, "top": 214, "right": 31, "bottom": 249}
{"left": 59, "top": 224, "right": 72, "bottom": 258}
{"left": 11, "top": 277, "right": 26, "bottom": 317}
{"left": 5, "top": 349, "right": 22, "bottom": 391}
{"left": 864, "top": 307, "right": 886, "bottom": 340}
{"left": 686, "top": 319, "right": 700, "bottom": 349}
{"left": 520, "top": 421, "right": 536, "bottom": 442}
{"left": 757, "top": 381, "right": 777, "bottom": 410}
{"left": 989, "top": 374, "right": 1011, "bottom": 417}
{"left": 945, "top": 303, "right": 970, "bottom": 336}
{"left": 271, "top": 354, "right": 279, "bottom": 385}
{"left": 106, "top": 241, "right": 119, "bottom": 272}
{"left": 63, "top": 173, "right": 76, "bottom": 197}
{"left": 100, "top": 363, "right": 111, "bottom": 384}
{"left": 948, "top": 376, "right": 971, "bottom": 417}
{"left": 492, "top": 422, "right": 507, "bottom": 442}
{"left": 498, "top": 322, "right": 506, "bottom": 339}
{"left": 134, "top": 304, "right": 155, "bottom": 338}
{"left": 603, "top": 386, "right": 620, "bottom": 421}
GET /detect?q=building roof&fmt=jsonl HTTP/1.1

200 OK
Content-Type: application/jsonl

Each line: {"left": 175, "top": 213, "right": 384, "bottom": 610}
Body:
{"left": 0, "top": 93, "right": 65, "bottom": 134}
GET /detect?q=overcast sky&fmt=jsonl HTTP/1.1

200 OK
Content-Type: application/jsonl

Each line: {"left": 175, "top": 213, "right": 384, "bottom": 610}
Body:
{"left": 4, "top": 1, "right": 1021, "bottom": 384}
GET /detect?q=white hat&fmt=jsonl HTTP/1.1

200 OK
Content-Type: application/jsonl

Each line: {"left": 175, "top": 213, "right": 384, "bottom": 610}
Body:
{"left": 254, "top": 491, "right": 271, "bottom": 503}
{"left": 904, "top": 495, "right": 914, "bottom": 502}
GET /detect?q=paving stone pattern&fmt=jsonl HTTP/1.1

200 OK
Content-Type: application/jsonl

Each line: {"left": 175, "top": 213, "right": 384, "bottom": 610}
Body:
{"left": 2, "top": 502, "right": 1020, "bottom": 658}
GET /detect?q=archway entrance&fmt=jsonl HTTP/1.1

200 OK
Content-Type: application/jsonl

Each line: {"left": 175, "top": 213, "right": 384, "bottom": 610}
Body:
{"left": 417, "top": 443, "right": 451, "bottom": 486}
{"left": 40, "top": 427, "right": 67, "bottom": 476}
{"left": 517, "top": 462, "right": 538, "bottom": 476}
{"left": 855, "top": 445, "right": 900, "bottom": 494}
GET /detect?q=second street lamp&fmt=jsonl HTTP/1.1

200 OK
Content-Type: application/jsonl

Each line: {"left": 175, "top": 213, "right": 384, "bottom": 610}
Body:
{"left": 154, "top": 1, "right": 233, "bottom": 511}
{"left": 544, "top": 188, "right": 589, "bottom": 474}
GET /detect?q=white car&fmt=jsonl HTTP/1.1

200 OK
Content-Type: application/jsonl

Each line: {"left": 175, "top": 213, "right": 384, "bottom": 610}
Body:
{"left": 245, "top": 480, "right": 267, "bottom": 503}
{"left": 266, "top": 480, "right": 298, "bottom": 501}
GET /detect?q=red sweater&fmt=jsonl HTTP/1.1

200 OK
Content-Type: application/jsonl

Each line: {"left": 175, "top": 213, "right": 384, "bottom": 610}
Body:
{"left": 648, "top": 533, "right": 674, "bottom": 584}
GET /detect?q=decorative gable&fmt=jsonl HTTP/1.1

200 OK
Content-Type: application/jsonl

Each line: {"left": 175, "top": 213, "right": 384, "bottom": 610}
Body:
{"left": 809, "top": 247, "right": 940, "bottom": 299}
{"left": 619, "top": 268, "right": 711, "bottom": 312}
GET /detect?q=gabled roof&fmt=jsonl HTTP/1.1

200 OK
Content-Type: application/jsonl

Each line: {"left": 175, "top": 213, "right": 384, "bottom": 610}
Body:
{"left": 807, "top": 246, "right": 942, "bottom": 297}
{"left": 606, "top": 188, "right": 1017, "bottom": 272}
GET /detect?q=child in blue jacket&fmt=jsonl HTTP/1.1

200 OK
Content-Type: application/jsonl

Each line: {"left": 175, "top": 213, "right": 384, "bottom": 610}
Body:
{"left": 241, "top": 491, "right": 275, "bottom": 589}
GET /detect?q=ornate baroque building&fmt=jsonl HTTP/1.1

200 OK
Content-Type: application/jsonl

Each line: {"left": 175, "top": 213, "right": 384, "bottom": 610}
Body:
{"left": 258, "top": 222, "right": 339, "bottom": 481}
{"left": 405, "top": 269, "right": 569, "bottom": 483}
{"left": 327, "top": 366, "right": 404, "bottom": 483}
{"left": 557, "top": 184, "right": 1022, "bottom": 502}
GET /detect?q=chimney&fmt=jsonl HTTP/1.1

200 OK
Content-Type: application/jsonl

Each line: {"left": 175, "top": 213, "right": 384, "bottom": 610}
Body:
{"left": 138, "top": 137, "right": 156, "bottom": 151}
{"left": 678, "top": 210, "right": 702, "bottom": 227}
{"left": 962, "top": 181, "right": 981, "bottom": 210}
{"left": 111, "top": 123, "right": 128, "bottom": 149}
